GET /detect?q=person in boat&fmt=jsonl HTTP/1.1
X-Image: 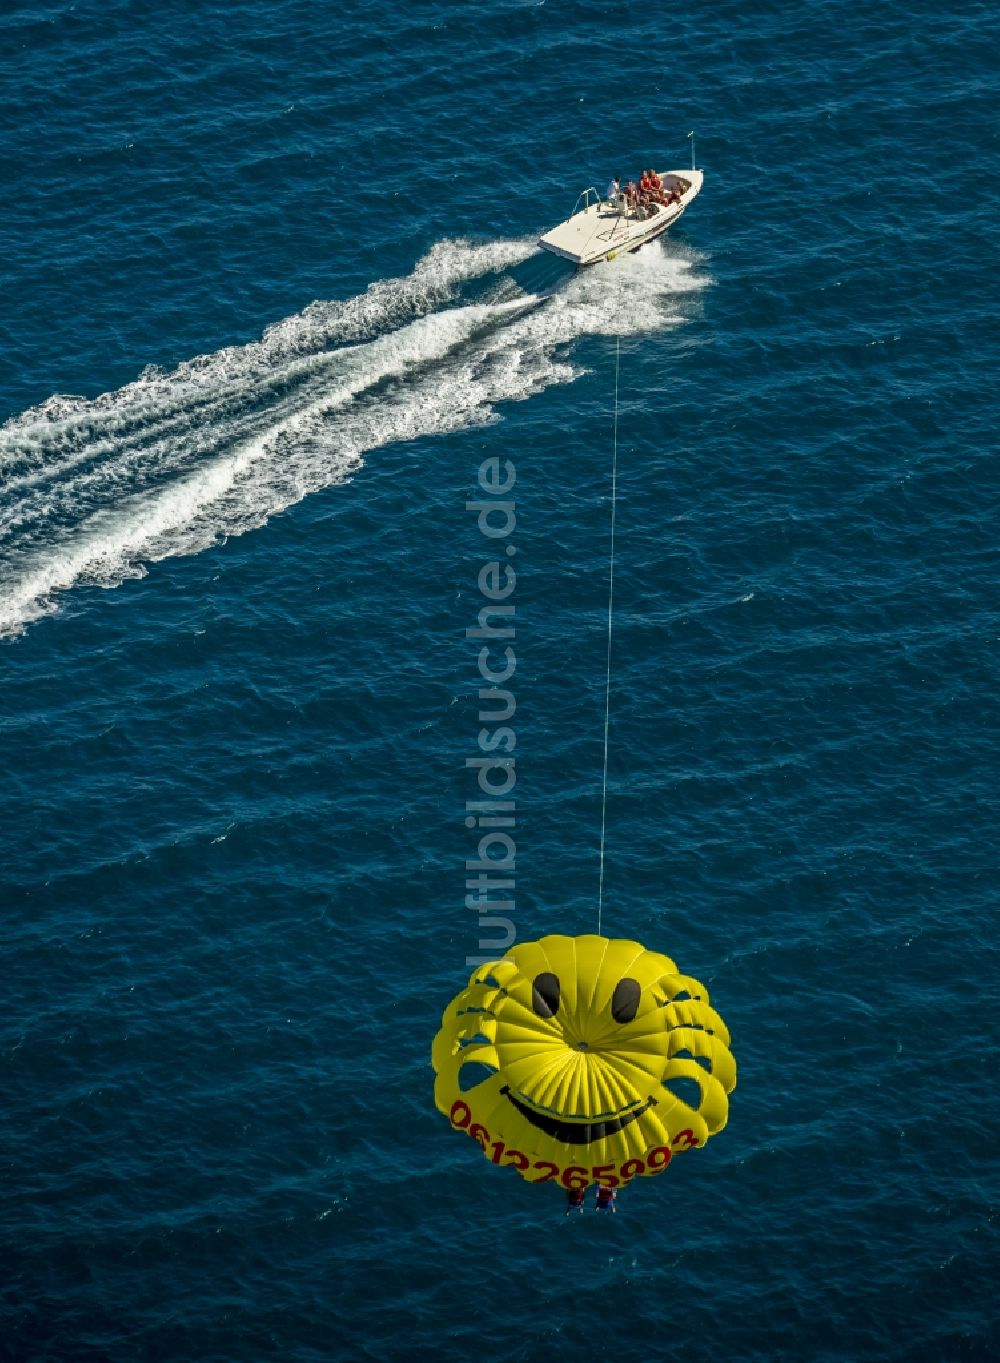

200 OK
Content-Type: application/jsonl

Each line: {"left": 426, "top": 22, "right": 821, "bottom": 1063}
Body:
{"left": 624, "top": 178, "right": 639, "bottom": 211}
{"left": 595, "top": 1185, "right": 617, "bottom": 1214}
{"left": 605, "top": 175, "right": 622, "bottom": 206}
{"left": 649, "top": 170, "right": 669, "bottom": 204}
{"left": 638, "top": 174, "right": 658, "bottom": 218}
{"left": 566, "top": 1186, "right": 586, "bottom": 1215}
{"left": 644, "top": 170, "right": 664, "bottom": 214}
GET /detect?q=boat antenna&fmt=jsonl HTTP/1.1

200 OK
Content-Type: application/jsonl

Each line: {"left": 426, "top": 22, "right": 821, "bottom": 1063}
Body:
{"left": 597, "top": 333, "right": 620, "bottom": 936}
{"left": 688, "top": 130, "right": 696, "bottom": 171}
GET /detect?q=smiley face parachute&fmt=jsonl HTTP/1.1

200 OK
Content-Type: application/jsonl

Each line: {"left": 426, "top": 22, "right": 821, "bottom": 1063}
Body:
{"left": 432, "top": 934, "right": 736, "bottom": 1190}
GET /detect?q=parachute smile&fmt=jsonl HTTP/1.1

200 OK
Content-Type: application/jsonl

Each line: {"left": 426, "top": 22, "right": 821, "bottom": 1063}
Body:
{"left": 500, "top": 1085, "right": 655, "bottom": 1144}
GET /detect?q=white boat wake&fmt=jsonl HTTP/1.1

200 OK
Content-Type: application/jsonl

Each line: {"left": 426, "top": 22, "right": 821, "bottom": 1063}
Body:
{"left": 0, "top": 237, "right": 708, "bottom": 638}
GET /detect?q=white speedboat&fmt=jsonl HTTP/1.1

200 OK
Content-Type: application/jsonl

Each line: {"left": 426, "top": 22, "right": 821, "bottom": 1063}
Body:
{"left": 538, "top": 169, "right": 703, "bottom": 267}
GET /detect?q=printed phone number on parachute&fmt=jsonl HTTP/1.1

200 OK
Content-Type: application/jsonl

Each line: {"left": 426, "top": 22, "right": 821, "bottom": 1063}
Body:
{"left": 449, "top": 1099, "right": 700, "bottom": 1187}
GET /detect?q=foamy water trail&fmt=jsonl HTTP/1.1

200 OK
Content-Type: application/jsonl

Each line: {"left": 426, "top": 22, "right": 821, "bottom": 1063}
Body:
{"left": 0, "top": 237, "right": 707, "bottom": 637}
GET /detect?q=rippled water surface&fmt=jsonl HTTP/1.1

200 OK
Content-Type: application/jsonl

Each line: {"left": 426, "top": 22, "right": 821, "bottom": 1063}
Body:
{"left": 2, "top": 1, "right": 997, "bottom": 1360}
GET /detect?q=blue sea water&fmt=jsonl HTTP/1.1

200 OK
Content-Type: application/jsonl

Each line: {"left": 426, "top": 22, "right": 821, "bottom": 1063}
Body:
{"left": 2, "top": 0, "right": 998, "bottom": 1358}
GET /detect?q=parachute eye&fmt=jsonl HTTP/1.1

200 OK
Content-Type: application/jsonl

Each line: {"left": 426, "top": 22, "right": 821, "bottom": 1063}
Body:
{"left": 611, "top": 978, "right": 641, "bottom": 1024}
{"left": 531, "top": 972, "right": 560, "bottom": 1018}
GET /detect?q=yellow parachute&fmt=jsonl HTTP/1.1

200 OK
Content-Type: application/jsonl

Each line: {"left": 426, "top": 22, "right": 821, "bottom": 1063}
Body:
{"left": 432, "top": 933, "right": 736, "bottom": 1189}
